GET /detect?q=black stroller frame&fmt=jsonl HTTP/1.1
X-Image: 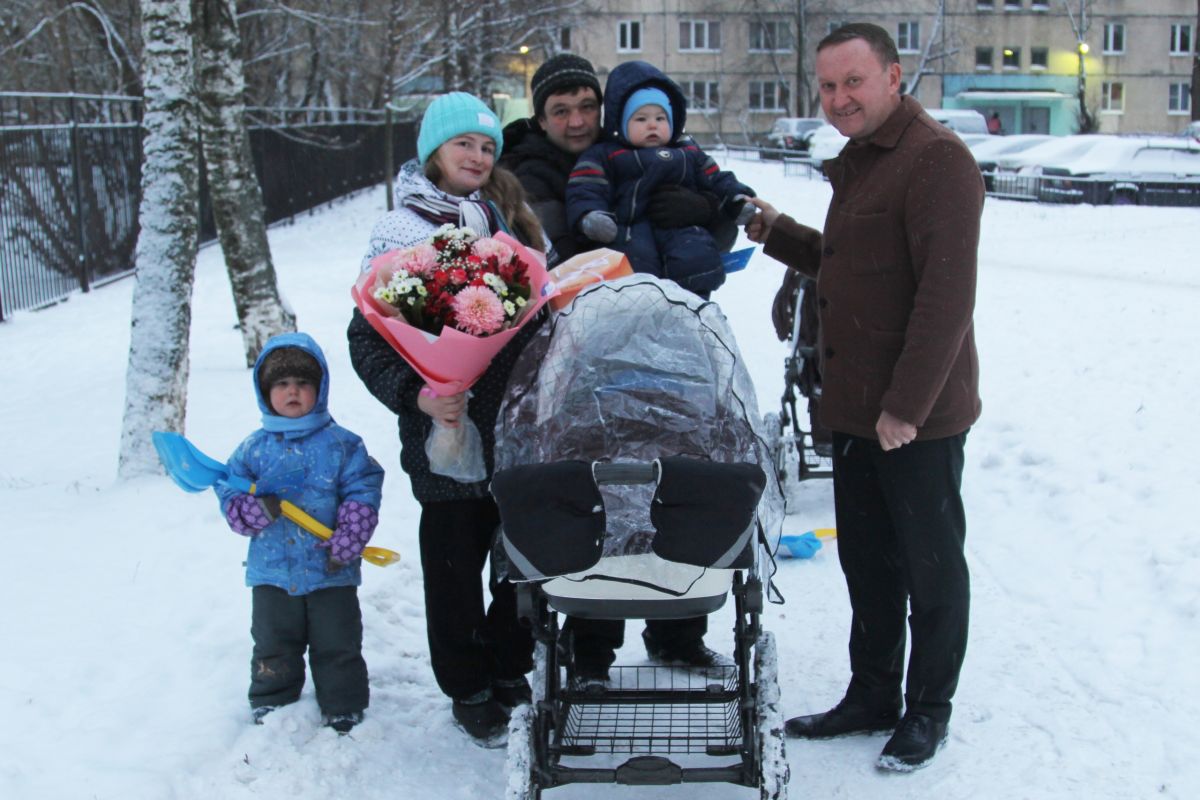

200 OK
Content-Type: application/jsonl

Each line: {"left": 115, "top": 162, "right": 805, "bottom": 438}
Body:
{"left": 504, "top": 462, "right": 789, "bottom": 800}
{"left": 767, "top": 273, "right": 832, "bottom": 484}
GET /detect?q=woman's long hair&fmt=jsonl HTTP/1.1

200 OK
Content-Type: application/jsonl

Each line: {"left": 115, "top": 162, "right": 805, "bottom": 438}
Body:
{"left": 424, "top": 159, "right": 544, "bottom": 248}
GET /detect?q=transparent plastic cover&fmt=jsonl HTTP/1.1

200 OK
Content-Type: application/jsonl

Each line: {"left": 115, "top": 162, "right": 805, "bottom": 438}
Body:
{"left": 495, "top": 275, "right": 783, "bottom": 567}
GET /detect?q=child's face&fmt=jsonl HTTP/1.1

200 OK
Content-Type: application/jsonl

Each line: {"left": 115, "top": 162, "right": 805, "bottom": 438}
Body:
{"left": 268, "top": 377, "right": 318, "bottom": 418}
{"left": 627, "top": 104, "right": 671, "bottom": 147}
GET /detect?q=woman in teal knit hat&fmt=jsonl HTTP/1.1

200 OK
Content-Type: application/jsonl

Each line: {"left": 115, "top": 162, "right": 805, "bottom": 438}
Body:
{"left": 348, "top": 92, "right": 546, "bottom": 747}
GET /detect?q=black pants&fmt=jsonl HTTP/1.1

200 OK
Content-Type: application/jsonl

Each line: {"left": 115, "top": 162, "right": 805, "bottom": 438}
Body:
{"left": 832, "top": 430, "right": 970, "bottom": 723}
{"left": 249, "top": 585, "right": 368, "bottom": 717}
{"left": 418, "top": 498, "right": 534, "bottom": 700}
{"left": 566, "top": 615, "right": 708, "bottom": 670}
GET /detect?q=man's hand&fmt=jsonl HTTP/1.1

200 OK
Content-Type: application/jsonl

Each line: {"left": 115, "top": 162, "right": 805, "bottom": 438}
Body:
{"left": 418, "top": 386, "right": 467, "bottom": 428}
{"left": 645, "top": 185, "right": 719, "bottom": 228}
{"left": 743, "top": 197, "right": 781, "bottom": 243}
{"left": 876, "top": 410, "right": 917, "bottom": 451}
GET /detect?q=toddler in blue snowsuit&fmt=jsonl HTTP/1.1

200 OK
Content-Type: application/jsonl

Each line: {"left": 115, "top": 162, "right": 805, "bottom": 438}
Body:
{"left": 566, "top": 60, "right": 755, "bottom": 297}
{"left": 216, "top": 332, "right": 385, "bottom": 734}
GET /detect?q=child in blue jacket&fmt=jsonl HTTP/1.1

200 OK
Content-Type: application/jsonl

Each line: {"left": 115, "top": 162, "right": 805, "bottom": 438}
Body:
{"left": 216, "top": 332, "right": 384, "bottom": 734}
{"left": 566, "top": 60, "right": 755, "bottom": 297}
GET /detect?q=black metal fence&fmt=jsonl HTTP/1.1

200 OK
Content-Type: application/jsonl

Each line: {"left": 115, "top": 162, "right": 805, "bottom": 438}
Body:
{"left": 1, "top": 93, "right": 416, "bottom": 322}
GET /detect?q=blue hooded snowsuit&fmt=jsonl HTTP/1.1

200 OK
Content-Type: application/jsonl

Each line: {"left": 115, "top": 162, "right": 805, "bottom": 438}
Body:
{"left": 217, "top": 333, "right": 385, "bottom": 596}
{"left": 566, "top": 61, "right": 754, "bottom": 296}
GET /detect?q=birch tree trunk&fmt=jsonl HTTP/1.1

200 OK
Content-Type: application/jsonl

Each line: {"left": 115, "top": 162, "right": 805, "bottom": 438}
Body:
{"left": 118, "top": 0, "right": 199, "bottom": 478}
{"left": 194, "top": 0, "right": 295, "bottom": 367}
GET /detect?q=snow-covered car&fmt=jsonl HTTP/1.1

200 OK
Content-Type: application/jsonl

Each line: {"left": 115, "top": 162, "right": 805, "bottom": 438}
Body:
{"left": 988, "top": 135, "right": 1128, "bottom": 199}
{"left": 1059, "top": 145, "right": 1200, "bottom": 206}
{"left": 928, "top": 108, "right": 989, "bottom": 136}
{"left": 969, "top": 134, "right": 1055, "bottom": 190}
{"left": 760, "top": 117, "right": 825, "bottom": 158}
{"left": 806, "top": 123, "right": 849, "bottom": 167}
{"left": 1035, "top": 137, "right": 1200, "bottom": 203}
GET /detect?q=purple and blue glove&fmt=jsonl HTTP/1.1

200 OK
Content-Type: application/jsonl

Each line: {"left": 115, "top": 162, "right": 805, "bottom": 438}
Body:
{"left": 323, "top": 500, "right": 379, "bottom": 565}
{"left": 225, "top": 494, "right": 277, "bottom": 536}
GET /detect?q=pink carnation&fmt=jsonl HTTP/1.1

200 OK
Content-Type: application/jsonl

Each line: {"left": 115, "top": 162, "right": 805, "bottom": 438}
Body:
{"left": 471, "top": 237, "right": 514, "bottom": 264}
{"left": 451, "top": 286, "right": 506, "bottom": 336}
{"left": 404, "top": 243, "right": 439, "bottom": 276}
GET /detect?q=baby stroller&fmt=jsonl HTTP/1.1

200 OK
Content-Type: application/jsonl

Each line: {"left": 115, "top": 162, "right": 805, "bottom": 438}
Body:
{"left": 766, "top": 270, "right": 832, "bottom": 484}
{"left": 491, "top": 276, "right": 790, "bottom": 799}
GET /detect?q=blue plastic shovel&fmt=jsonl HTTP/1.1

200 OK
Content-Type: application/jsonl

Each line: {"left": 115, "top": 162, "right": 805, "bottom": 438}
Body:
{"left": 151, "top": 432, "right": 399, "bottom": 567}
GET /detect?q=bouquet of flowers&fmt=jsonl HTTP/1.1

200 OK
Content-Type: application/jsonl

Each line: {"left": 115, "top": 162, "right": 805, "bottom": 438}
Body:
{"left": 352, "top": 226, "right": 555, "bottom": 482}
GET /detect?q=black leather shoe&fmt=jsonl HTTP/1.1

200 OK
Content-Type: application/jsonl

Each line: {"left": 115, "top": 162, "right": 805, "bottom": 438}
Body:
{"left": 492, "top": 676, "right": 533, "bottom": 708}
{"left": 452, "top": 691, "right": 510, "bottom": 747}
{"left": 644, "top": 636, "right": 733, "bottom": 672}
{"left": 784, "top": 697, "right": 901, "bottom": 739}
{"left": 876, "top": 713, "right": 948, "bottom": 772}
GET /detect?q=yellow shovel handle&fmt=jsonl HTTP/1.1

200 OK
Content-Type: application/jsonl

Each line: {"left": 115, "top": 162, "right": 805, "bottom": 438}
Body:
{"left": 278, "top": 500, "right": 400, "bottom": 567}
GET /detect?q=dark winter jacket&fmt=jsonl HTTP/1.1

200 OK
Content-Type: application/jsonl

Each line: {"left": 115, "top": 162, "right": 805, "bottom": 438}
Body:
{"left": 762, "top": 95, "right": 983, "bottom": 440}
{"left": 499, "top": 118, "right": 588, "bottom": 264}
{"left": 347, "top": 309, "right": 544, "bottom": 505}
{"left": 217, "top": 333, "right": 385, "bottom": 595}
{"left": 565, "top": 61, "right": 753, "bottom": 295}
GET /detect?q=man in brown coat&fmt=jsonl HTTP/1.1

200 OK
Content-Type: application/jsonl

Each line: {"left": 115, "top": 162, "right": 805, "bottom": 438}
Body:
{"left": 746, "top": 22, "right": 983, "bottom": 772}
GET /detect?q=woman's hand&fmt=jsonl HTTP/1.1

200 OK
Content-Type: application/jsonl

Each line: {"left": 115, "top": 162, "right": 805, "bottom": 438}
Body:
{"left": 417, "top": 386, "right": 467, "bottom": 428}
{"left": 743, "top": 197, "right": 781, "bottom": 244}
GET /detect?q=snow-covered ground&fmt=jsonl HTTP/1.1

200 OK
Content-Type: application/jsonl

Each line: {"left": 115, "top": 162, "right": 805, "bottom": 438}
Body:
{"left": 2, "top": 157, "right": 1197, "bottom": 799}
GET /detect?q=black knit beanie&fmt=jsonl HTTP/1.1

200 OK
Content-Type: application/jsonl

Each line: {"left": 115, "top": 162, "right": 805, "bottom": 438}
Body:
{"left": 258, "top": 347, "right": 323, "bottom": 399}
{"left": 531, "top": 54, "right": 602, "bottom": 119}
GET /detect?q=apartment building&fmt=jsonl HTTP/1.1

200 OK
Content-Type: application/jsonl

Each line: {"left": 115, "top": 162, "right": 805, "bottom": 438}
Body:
{"left": 562, "top": 1, "right": 1197, "bottom": 141}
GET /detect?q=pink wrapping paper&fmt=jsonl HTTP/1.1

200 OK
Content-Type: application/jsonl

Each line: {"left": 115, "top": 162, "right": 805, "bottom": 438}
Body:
{"left": 351, "top": 232, "right": 556, "bottom": 396}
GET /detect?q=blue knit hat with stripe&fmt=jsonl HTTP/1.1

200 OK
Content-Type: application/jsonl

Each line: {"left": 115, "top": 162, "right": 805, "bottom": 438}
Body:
{"left": 621, "top": 87, "right": 674, "bottom": 143}
{"left": 417, "top": 92, "right": 503, "bottom": 164}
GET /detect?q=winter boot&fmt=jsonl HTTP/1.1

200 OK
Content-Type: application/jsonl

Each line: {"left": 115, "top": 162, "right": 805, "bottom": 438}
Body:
{"left": 451, "top": 690, "right": 509, "bottom": 747}
{"left": 785, "top": 696, "right": 901, "bottom": 739}
{"left": 323, "top": 710, "right": 364, "bottom": 735}
{"left": 877, "top": 713, "right": 948, "bottom": 772}
{"left": 492, "top": 677, "right": 533, "bottom": 709}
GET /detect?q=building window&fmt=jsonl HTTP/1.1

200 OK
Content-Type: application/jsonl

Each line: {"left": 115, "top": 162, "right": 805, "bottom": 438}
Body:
{"left": 1002, "top": 47, "right": 1021, "bottom": 69}
{"left": 560, "top": 27, "right": 571, "bottom": 50}
{"left": 827, "top": 21, "right": 848, "bottom": 36}
{"left": 1102, "top": 81, "right": 1124, "bottom": 113}
{"left": 749, "top": 20, "right": 792, "bottom": 52}
{"left": 977, "top": 0, "right": 994, "bottom": 9}
{"left": 1104, "top": 23, "right": 1125, "bottom": 54}
{"left": 975, "top": 47, "right": 994, "bottom": 71}
{"left": 1169, "top": 82, "right": 1192, "bottom": 114}
{"left": 897, "top": 22, "right": 920, "bottom": 53}
{"left": 1030, "top": 47, "right": 1048, "bottom": 70}
{"left": 749, "top": 80, "right": 790, "bottom": 112}
{"left": 680, "top": 20, "right": 721, "bottom": 52}
{"left": 618, "top": 20, "right": 641, "bottom": 52}
{"left": 1170, "top": 24, "right": 1193, "bottom": 56}
{"left": 681, "top": 80, "right": 720, "bottom": 112}
{"left": 1004, "top": 0, "right": 1021, "bottom": 9}
{"left": 1031, "top": 0, "right": 1049, "bottom": 9}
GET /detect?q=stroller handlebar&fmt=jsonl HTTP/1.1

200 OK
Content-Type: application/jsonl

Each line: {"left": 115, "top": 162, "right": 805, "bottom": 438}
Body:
{"left": 592, "top": 461, "right": 660, "bottom": 486}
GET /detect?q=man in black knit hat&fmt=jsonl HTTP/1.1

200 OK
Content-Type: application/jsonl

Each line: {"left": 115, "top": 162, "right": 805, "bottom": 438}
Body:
{"left": 500, "top": 53, "right": 731, "bottom": 679}
{"left": 501, "top": 53, "right": 734, "bottom": 265}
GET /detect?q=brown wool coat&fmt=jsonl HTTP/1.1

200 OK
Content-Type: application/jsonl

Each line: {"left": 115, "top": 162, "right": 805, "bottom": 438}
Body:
{"left": 764, "top": 95, "right": 983, "bottom": 440}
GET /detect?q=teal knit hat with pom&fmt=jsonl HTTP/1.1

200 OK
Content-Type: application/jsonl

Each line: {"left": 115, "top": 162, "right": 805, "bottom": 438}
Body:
{"left": 416, "top": 92, "right": 503, "bottom": 164}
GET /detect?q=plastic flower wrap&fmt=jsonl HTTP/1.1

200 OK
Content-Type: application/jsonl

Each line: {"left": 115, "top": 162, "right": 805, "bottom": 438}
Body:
{"left": 352, "top": 226, "right": 555, "bottom": 482}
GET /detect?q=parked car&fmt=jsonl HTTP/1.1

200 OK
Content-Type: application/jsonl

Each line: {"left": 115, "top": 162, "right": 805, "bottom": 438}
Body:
{"left": 1186, "top": 120, "right": 1200, "bottom": 143}
{"left": 1034, "top": 137, "right": 1199, "bottom": 203}
{"left": 969, "top": 134, "right": 1054, "bottom": 190}
{"left": 807, "top": 123, "right": 849, "bottom": 167}
{"left": 760, "top": 117, "right": 825, "bottom": 158}
{"left": 928, "top": 108, "right": 989, "bottom": 136}
{"left": 1051, "top": 145, "right": 1200, "bottom": 206}
{"left": 988, "top": 135, "right": 1117, "bottom": 199}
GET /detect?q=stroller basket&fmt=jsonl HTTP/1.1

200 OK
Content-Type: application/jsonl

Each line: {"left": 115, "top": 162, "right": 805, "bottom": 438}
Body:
{"left": 561, "top": 665, "right": 741, "bottom": 756}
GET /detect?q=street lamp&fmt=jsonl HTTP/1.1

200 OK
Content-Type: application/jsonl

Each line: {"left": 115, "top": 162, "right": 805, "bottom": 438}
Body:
{"left": 519, "top": 45, "right": 531, "bottom": 98}
{"left": 1076, "top": 41, "right": 1092, "bottom": 132}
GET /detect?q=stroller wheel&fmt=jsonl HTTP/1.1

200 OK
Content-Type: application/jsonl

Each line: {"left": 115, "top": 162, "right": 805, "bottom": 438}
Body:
{"left": 755, "top": 631, "right": 790, "bottom": 799}
{"left": 504, "top": 703, "right": 541, "bottom": 800}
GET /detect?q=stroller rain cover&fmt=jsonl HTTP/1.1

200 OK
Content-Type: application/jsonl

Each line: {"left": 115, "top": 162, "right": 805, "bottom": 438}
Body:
{"left": 493, "top": 274, "right": 784, "bottom": 589}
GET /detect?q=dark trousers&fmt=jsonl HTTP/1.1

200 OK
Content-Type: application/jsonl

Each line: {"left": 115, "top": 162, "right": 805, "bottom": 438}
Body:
{"left": 418, "top": 498, "right": 534, "bottom": 700}
{"left": 832, "top": 430, "right": 970, "bottom": 723}
{"left": 249, "top": 585, "right": 368, "bottom": 717}
{"left": 566, "top": 615, "right": 708, "bottom": 670}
